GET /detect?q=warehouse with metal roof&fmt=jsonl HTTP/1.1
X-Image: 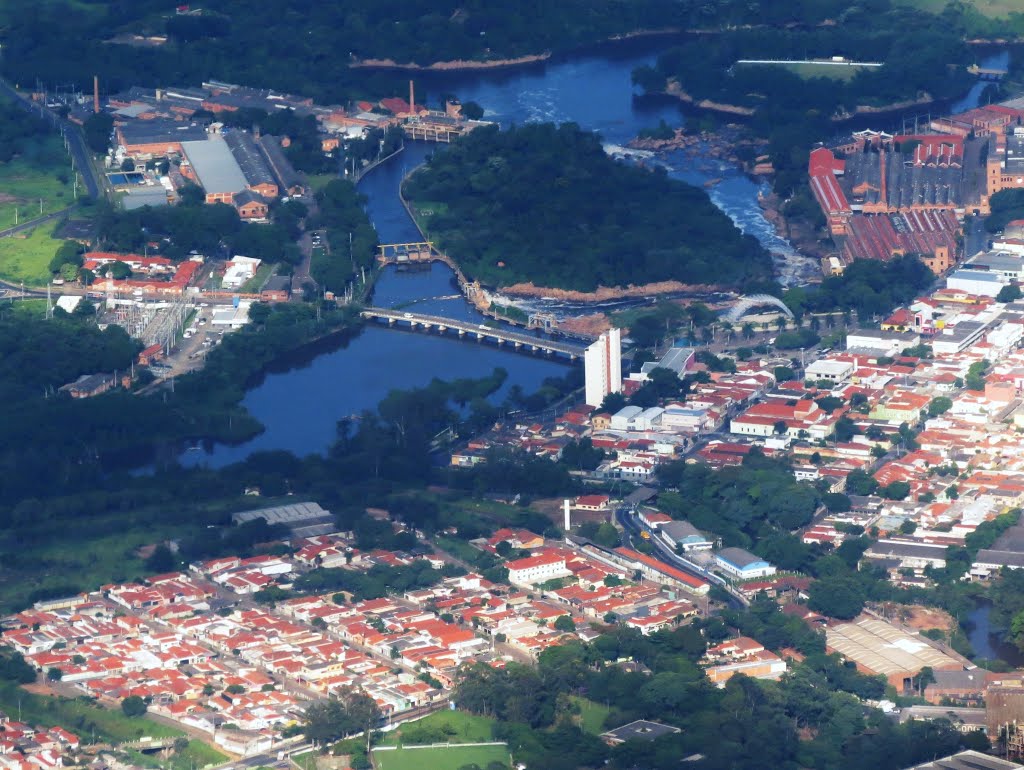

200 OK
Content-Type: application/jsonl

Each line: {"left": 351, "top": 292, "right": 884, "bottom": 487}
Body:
{"left": 180, "top": 136, "right": 248, "bottom": 203}
{"left": 826, "top": 617, "right": 965, "bottom": 690}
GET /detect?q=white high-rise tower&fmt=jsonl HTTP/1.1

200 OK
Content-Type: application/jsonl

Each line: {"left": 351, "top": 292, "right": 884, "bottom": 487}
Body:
{"left": 584, "top": 328, "right": 622, "bottom": 407}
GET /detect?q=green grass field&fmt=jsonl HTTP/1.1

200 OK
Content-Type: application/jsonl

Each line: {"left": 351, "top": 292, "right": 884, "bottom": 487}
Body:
{"left": 405, "top": 199, "right": 448, "bottom": 241}
{"left": 735, "top": 61, "right": 878, "bottom": 82}
{"left": 570, "top": 696, "right": 612, "bottom": 735}
{"left": 0, "top": 150, "right": 75, "bottom": 232}
{"left": 898, "top": 0, "right": 1023, "bottom": 17}
{"left": 374, "top": 744, "right": 510, "bottom": 770}
{"left": 240, "top": 263, "right": 274, "bottom": 293}
{"left": 0, "top": 682, "right": 183, "bottom": 744}
{"left": 382, "top": 710, "right": 498, "bottom": 746}
{"left": 0, "top": 221, "right": 62, "bottom": 285}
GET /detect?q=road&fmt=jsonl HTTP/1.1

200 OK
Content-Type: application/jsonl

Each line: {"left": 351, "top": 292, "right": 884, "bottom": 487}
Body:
{"left": 615, "top": 505, "right": 747, "bottom": 609}
{"left": 963, "top": 214, "right": 987, "bottom": 259}
{"left": 0, "top": 207, "right": 76, "bottom": 239}
{"left": 0, "top": 77, "right": 100, "bottom": 199}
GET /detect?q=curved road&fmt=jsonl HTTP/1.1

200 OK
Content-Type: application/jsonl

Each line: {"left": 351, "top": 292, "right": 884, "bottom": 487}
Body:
{"left": 0, "top": 78, "right": 100, "bottom": 199}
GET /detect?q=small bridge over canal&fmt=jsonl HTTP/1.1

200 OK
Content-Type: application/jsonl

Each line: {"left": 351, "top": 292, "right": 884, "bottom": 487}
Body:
{"left": 361, "top": 308, "right": 587, "bottom": 360}
{"left": 377, "top": 242, "right": 482, "bottom": 303}
{"left": 967, "top": 64, "right": 1008, "bottom": 80}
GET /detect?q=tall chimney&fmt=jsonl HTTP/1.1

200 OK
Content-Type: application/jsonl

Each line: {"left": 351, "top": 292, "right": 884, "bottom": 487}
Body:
{"left": 409, "top": 79, "right": 415, "bottom": 114}
{"left": 93, "top": 75, "right": 99, "bottom": 114}
{"left": 563, "top": 499, "right": 571, "bottom": 532}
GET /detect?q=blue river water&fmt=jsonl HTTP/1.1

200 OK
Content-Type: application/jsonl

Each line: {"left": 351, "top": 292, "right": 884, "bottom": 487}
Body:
{"left": 181, "top": 44, "right": 1009, "bottom": 467}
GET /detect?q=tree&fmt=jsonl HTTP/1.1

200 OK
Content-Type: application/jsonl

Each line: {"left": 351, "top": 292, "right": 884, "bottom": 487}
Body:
{"left": 461, "top": 101, "right": 485, "bottom": 120}
{"left": 121, "top": 695, "right": 147, "bottom": 717}
{"left": 845, "top": 469, "right": 878, "bottom": 496}
{"left": 553, "top": 615, "right": 575, "bottom": 633}
{"left": 82, "top": 112, "right": 114, "bottom": 154}
{"left": 46, "top": 667, "right": 62, "bottom": 682}
{"left": 997, "top": 284, "right": 1022, "bottom": 303}
{"left": 823, "top": 493, "right": 852, "bottom": 513}
{"left": 592, "top": 522, "right": 621, "bottom": 548}
{"left": 928, "top": 397, "right": 953, "bottom": 417}
{"left": 882, "top": 481, "right": 911, "bottom": 501}
{"left": 774, "top": 365, "right": 795, "bottom": 383}
{"left": 833, "top": 417, "right": 858, "bottom": 443}
{"left": 145, "top": 543, "right": 176, "bottom": 573}
{"left": 303, "top": 688, "right": 382, "bottom": 745}
{"left": 807, "top": 576, "right": 866, "bottom": 620}
{"left": 600, "top": 391, "right": 626, "bottom": 414}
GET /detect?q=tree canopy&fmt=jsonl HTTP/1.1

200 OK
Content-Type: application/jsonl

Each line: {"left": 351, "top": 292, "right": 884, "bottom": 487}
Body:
{"left": 404, "top": 123, "right": 773, "bottom": 292}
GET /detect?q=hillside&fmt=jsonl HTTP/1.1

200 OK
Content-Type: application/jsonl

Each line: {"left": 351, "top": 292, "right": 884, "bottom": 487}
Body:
{"left": 403, "top": 123, "right": 774, "bottom": 293}
{"left": 0, "top": 0, "right": 853, "bottom": 104}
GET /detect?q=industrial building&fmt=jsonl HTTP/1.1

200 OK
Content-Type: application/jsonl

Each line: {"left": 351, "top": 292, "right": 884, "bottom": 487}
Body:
{"left": 223, "top": 130, "right": 278, "bottom": 199}
{"left": 825, "top": 616, "right": 964, "bottom": 690}
{"left": 181, "top": 136, "right": 249, "bottom": 204}
{"left": 116, "top": 119, "right": 207, "bottom": 158}
{"left": 230, "top": 501, "right": 335, "bottom": 539}
{"left": 584, "top": 328, "right": 622, "bottom": 408}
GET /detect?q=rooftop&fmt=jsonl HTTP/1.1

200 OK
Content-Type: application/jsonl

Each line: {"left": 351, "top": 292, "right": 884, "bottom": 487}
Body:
{"left": 181, "top": 136, "right": 248, "bottom": 195}
{"left": 902, "top": 750, "right": 1023, "bottom": 770}
{"left": 826, "top": 617, "right": 963, "bottom": 677}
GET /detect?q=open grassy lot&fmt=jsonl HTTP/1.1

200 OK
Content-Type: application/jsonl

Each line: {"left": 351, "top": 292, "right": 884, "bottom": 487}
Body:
{"left": 0, "top": 221, "right": 62, "bottom": 285}
{"left": 0, "top": 145, "right": 75, "bottom": 232}
{"left": 240, "top": 263, "right": 274, "bottom": 293}
{"left": 382, "top": 710, "right": 498, "bottom": 746}
{"left": 0, "top": 682, "right": 183, "bottom": 744}
{"left": 569, "top": 696, "right": 612, "bottom": 735}
{"left": 374, "top": 744, "right": 510, "bottom": 770}
{"left": 404, "top": 199, "right": 447, "bottom": 241}
{"left": 898, "top": 0, "right": 1023, "bottom": 16}
{"left": 734, "top": 61, "right": 879, "bottom": 82}
{"left": 0, "top": 495, "right": 271, "bottom": 613}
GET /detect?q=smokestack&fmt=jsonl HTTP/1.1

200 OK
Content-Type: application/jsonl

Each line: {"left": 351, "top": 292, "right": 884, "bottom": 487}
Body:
{"left": 409, "top": 79, "right": 415, "bottom": 115}
{"left": 93, "top": 75, "right": 99, "bottom": 114}
{"left": 563, "top": 499, "right": 571, "bottom": 532}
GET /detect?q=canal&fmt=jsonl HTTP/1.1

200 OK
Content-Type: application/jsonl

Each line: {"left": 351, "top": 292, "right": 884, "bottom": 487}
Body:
{"left": 182, "top": 43, "right": 1010, "bottom": 468}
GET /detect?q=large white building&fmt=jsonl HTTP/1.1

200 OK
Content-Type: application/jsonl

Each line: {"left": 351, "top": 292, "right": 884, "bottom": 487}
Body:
{"left": 505, "top": 553, "right": 571, "bottom": 586}
{"left": 584, "top": 328, "right": 622, "bottom": 407}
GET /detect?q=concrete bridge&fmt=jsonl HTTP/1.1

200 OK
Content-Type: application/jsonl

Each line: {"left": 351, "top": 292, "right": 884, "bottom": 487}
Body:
{"left": 968, "top": 64, "right": 1007, "bottom": 80}
{"left": 361, "top": 308, "right": 587, "bottom": 359}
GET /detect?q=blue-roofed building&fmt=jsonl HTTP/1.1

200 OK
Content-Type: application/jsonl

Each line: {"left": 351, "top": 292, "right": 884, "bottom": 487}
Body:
{"left": 714, "top": 547, "right": 776, "bottom": 580}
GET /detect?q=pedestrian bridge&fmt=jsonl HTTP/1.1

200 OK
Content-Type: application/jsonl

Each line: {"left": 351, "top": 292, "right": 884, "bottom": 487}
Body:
{"left": 723, "top": 294, "right": 795, "bottom": 323}
{"left": 360, "top": 308, "right": 587, "bottom": 359}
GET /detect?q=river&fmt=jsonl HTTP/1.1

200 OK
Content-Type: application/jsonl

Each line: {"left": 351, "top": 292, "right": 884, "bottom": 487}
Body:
{"left": 181, "top": 43, "right": 1009, "bottom": 468}
{"left": 967, "top": 603, "right": 1024, "bottom": 667}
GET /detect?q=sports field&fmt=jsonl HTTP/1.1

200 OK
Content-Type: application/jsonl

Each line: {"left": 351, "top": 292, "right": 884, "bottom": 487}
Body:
{"left": 373, "top": 744, "right": 510, "bottom": 770}
{"left": 898, "top": 0, "right": 1023, "bottom": 16}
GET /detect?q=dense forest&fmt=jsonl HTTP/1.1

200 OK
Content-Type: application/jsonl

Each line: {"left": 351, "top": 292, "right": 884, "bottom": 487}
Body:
{"left": 633, "top": 1, "right": 977, "bottom": 199}
{"left": 404, "top": 123, "right": 774, "bottom": 291}
{"left": 0, "top": 0, "right": 858, "bottom": 104}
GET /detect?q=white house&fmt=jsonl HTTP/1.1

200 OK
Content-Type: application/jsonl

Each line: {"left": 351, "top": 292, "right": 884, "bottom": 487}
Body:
{"left": 506, "top": 553, "right": 571, "bottom": 586}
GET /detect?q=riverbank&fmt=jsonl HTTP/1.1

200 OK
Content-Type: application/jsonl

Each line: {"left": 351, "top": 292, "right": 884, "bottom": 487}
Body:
{"left": 350, "top": 52, "right": 552, "bottom": 71}
{"left": 663, "top": 78, "right": 942, "bottom": 123}
{"left": 758, "top": 191, "right": 831, "bottom": 262}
